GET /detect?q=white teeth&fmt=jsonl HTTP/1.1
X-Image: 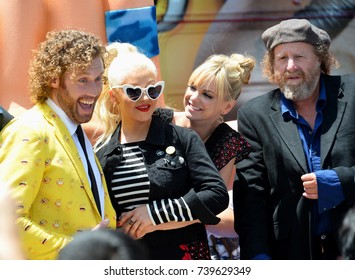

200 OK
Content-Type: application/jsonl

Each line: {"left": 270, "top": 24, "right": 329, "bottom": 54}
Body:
{"left": 80, "top": 99, "right": 94, "bottom": 105}
{"left": 188, "top": 100, "right": 201, "bottom": 111}
{"left": 190, "top": 104, "right": 201, "bottom": 111}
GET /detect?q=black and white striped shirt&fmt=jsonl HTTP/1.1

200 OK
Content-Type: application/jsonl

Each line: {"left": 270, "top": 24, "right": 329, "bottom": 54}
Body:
{"left": 111, "top": 142, "right": 193, "bottom": 225}
{"left": 111, "top": 143, "right": 150, "bottom": 211}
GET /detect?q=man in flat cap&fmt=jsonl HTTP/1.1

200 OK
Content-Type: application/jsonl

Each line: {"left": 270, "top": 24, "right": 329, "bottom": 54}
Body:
{"left": 234, "top": 18, "right": 355, "bottom": 260}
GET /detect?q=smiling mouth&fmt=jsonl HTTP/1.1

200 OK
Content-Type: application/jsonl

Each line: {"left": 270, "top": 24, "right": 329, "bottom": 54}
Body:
{"left": 79, "top": 99, "right": 95, "bottom": 109}
{"left": 188, "top": 102, "right": 201, "bottom": 111}
{"left": 136, "top": 104, "right": 151, "bottom": 111}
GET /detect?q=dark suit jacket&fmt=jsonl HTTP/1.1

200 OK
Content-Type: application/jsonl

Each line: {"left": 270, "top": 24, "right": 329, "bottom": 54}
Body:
{"left": 234, "top": 74, "right": 355, "bottom": 259}
{"left": 0, "top": 106, "right": 13, "bottom": 131}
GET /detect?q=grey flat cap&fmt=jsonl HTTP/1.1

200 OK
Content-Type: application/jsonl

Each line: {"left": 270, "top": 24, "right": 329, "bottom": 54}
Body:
{"left": 262, "top": 18, "right": 331, "bottom": 50}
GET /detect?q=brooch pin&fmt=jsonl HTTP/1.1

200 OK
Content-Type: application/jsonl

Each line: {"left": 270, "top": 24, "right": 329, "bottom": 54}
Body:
{"left": 166, "top": 146, "right": 176, "bottom": 155}
{"left": 156, "top": 150, "right": 164, "bottom": 156}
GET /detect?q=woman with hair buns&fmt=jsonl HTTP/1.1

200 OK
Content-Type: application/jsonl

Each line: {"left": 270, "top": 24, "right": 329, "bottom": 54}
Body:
{"left": 93, "top": 42, "right": 229, "bottom": 260}
{"left": 172, "top": 53, "right": 255, "bottom": 259}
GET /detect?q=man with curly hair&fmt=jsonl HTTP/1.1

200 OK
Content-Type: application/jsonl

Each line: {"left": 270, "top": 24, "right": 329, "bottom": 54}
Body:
{"left": 0, "top": 29, "right": 116, "bottom": 260}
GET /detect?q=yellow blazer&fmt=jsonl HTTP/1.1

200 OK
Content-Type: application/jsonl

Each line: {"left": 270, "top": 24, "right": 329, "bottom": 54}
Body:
{"left": 0, "top": 103, "right": 116, "bottom": 260}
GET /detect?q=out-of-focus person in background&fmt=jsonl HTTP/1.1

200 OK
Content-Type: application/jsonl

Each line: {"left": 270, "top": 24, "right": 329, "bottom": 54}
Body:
{"left": 0, "top": 185, "right": 24, "bottom": 260}
{"left": 58, "top": 228, "right": 149, "bottom": 260}
{"left": 337, "top": 206, "right": 355, "bottom": 260}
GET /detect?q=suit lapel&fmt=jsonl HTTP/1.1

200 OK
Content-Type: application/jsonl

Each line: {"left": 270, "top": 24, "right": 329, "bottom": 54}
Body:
{"left": 269, "top": 92, "right": 309, "bottom": 173}
{"left": 268, "top": 75, "right": 345, "bottom": 172}
{"left": 320, "top": 75, "right": 345, "bottom": 167}
{"left": 39, "top": 103, "right": 101, "bottom": 216}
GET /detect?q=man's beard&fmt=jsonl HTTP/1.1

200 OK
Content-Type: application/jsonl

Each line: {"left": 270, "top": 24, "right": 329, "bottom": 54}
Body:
{"left": 277, "top": 68, "right": 320, "bottom": 101}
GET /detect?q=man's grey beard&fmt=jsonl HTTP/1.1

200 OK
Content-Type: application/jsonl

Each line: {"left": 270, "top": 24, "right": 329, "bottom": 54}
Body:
{"left": 279, "top": 67, "right": 320, "bottom": 101}
{"left": 282, "top": 79, "right": 316, "bottom": 101}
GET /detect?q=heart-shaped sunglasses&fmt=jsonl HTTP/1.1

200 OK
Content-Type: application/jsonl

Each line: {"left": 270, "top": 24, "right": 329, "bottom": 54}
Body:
{"left": 111, "top": 81, "right": 165, "bottom": 102}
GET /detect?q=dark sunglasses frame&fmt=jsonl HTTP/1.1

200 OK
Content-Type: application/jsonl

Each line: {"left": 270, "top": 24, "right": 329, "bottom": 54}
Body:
{"left": 111, "top": 81, "right": 165, "bottom": 102}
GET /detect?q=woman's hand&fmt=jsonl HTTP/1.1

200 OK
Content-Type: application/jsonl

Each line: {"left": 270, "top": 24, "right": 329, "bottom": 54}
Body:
{"left": 118, "top": 205, "right": 153, "bottom": 239}
{"left": 118, "top": 205, "right": 201, "bottom": 239}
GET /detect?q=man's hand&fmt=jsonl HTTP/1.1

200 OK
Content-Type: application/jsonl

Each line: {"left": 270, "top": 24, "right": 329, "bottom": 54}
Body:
{"left": 301, "top": 173, "right": 318, "bottom": 199}
{"left": 92, "top": 218, "right": 110, "bottom": 230}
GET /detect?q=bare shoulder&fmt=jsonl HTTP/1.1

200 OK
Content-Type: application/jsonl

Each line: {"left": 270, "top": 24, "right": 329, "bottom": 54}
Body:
{"left": 173, "top": 111, "right": 186, "bottom": 126}
{"left": 226, "top": 120, "right": 238, "bottom": 131}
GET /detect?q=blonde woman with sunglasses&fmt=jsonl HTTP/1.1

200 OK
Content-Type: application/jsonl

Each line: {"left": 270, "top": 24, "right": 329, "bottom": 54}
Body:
{"left": 93, "top": 42, "right": 228, "bottom": 260}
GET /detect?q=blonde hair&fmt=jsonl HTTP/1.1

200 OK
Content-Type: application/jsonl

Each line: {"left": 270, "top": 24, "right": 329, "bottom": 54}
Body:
{"left": 94, "top": 42, "right": 157, "bottom": 151}
{"left": 188, "top": 53, "right": 255, "bottom": 102}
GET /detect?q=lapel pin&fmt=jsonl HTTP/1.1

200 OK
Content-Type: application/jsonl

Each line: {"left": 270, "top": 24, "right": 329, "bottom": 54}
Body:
{"left": 166, "top": 146, "right": 176, "bottom": 155}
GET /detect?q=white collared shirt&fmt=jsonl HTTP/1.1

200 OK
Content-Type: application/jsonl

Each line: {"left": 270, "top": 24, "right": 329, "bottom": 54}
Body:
{"left": 46, "top": 98, "right": 104, "bottom": 217}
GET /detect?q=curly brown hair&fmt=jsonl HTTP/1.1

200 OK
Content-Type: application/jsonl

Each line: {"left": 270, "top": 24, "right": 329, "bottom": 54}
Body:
{"left": 261, "top": 42, "right": 339, "bottom": 84}
{"left": 28, "top": 29, "right": 107, "bottom": 104}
